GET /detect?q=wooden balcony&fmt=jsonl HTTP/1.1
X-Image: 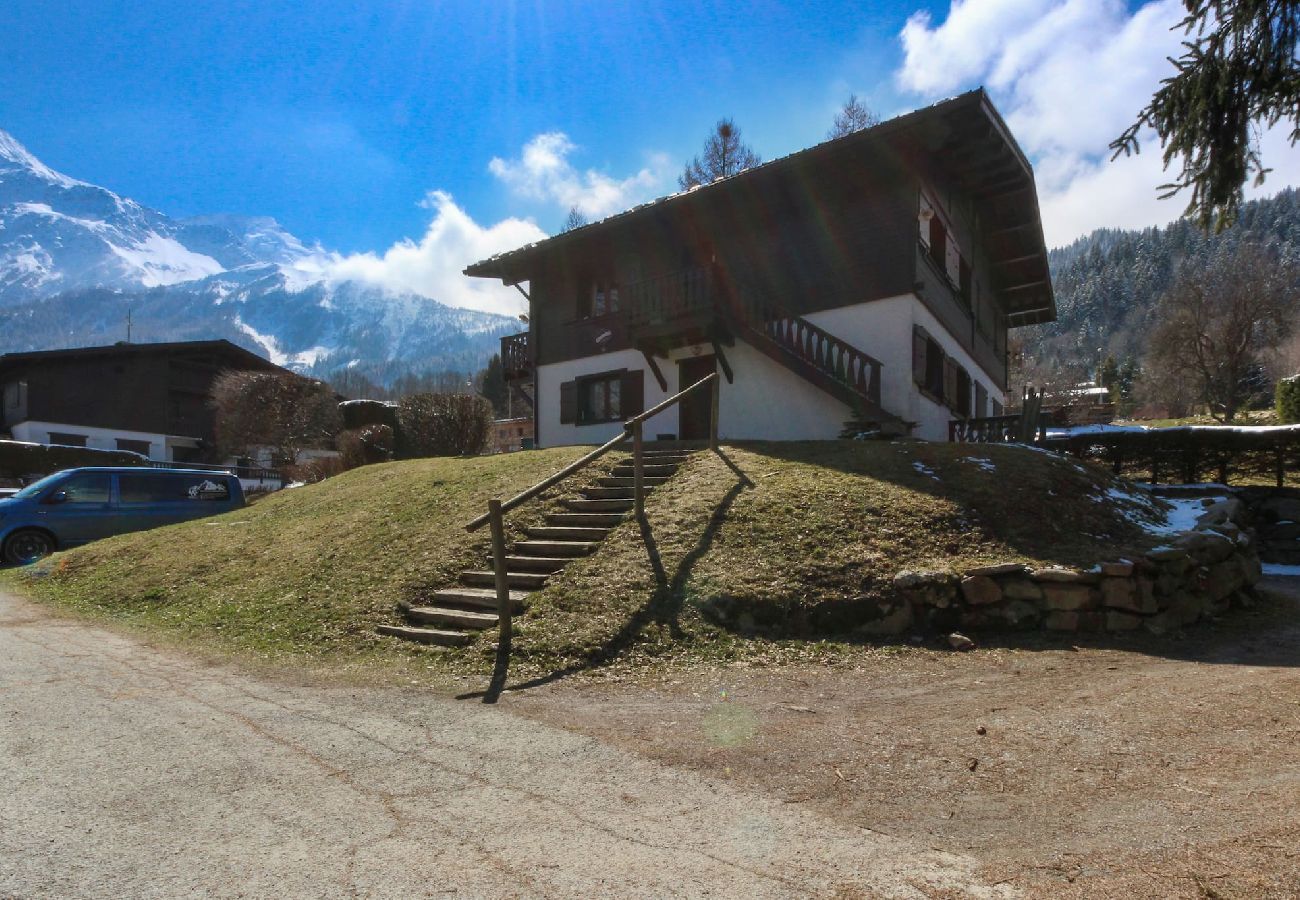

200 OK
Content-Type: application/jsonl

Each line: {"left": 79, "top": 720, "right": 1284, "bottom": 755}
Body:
{"left": 501, "top": 332, "right": 531, "bottom": 381}
{"left": 624, "top": 265, "right": 723, "bottom": 346}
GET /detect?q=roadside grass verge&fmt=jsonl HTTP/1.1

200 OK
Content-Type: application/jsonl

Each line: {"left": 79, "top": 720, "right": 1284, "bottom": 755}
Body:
{"left": 5, "top": 440, "right": 1169, "bottom": 681}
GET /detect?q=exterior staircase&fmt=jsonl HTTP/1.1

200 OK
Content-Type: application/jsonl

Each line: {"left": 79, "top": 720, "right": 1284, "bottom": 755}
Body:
{"left": 735, "top": 313, "right": 911, "bottom": 437}
{"left": 377, "top": 447, "right": 696, "bottom": 647}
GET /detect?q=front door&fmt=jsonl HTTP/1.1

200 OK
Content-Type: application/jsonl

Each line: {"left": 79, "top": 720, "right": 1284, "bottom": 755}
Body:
{"left": 677, "top": 355, "right": 716, "bottom": 441}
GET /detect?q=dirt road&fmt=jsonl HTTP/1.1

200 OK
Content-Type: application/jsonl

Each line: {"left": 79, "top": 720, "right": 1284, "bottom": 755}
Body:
{"left": 0, "top": 590, "right": 1005, "bottom": 899}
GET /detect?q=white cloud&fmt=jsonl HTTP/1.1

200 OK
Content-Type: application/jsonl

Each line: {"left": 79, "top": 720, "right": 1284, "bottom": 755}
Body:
{"left": 895, "top": 0, "right": 1300, "bottom": 246}
{"left": 488, "top": 132, "right": 668, "bottom": 219}
{"left": 308, "top": 190, "right": 546, "bottom": 316}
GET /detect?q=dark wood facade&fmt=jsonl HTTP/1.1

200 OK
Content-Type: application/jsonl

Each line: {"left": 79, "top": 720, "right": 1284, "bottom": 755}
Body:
{"left": 0, "top": 340, "right": 285, "bottom": 450}
{"left": 473, "top": 90, "right": 1054, "bottom": 428}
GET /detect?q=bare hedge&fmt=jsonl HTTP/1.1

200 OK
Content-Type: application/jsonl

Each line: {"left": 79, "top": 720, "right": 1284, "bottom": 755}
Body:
{"left": 0, "top": 440, "right": 149, "bottom": 481}
{"left": 395, "top": 393, "right": 492, "bottom": 458}
{"left": 1042, "top": 426, "right": 1300, "bottom": 485}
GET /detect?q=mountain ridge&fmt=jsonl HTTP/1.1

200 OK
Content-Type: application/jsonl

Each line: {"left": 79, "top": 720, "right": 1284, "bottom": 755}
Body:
{"left": 0, "top": 128, "right": 519, "bottom": 387}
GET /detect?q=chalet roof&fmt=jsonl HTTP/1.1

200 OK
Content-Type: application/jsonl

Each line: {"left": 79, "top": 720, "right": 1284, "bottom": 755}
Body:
{"left": 465, "top": 88, "right": 1056, "bottom": 326}
{"left": 0, "top": 339, "right": 286, "bottom": 372}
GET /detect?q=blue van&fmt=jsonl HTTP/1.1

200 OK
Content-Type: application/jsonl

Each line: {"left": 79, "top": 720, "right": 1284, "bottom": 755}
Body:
{"left": 0, "top": 467, "right": 246, "bottom": 565}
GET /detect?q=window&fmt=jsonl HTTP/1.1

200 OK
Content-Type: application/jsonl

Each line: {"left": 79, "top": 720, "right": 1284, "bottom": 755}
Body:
{"left": 57, "top": 473, "right": 111, "bottom": 504}
{"left": 580, "top": 374, "right": 621, "bottom": 423}
{"left": 580, "top": 280, "right": 621, "bottom": 318}
{"left": 116, "top": 438, "right": 152, "bottom": 456}
{"left": 119, "top": 474, "right": 230, "bottom": 503}
{"left": 48, "top": 432, "right": 87, "bottom": 448}
{"left": 559, "top": 370, "right": 644, "bottom": 425}
{"left": 928, "top": 216, "right": 946, "bottom": 272}
{"left": 912, "top": 326, "right": 946, "bottom": 402}
{"left": 975, "top": 383, "right": 989, "bottom": 418}
{"left": 946, "top": 361, "right": 972, "bottom": 418}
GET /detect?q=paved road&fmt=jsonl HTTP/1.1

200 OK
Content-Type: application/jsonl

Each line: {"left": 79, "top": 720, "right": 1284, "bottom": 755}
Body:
{"left": 0, "top": 591, "right": 1008, "bottom": 899}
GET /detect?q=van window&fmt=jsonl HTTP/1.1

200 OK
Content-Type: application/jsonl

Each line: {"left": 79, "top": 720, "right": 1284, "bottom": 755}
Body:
{"left": 119, "top": 474, "right": 231, "bottom": 503}
{"left": 59, "top": 474, "right": 111, "bottom": 504}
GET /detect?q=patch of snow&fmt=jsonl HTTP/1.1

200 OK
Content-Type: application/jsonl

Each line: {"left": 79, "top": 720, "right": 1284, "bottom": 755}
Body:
{"left": 108, "top": 233, "right": 224, "bottom": 286}
{"left": 960, "top": 457, "right": 996, "bottom": 473}
{"left": 0, "top": 130, "right": 86, "bottom": 188}
{"left": 232, "top": 317, "right": 331, "bottom": 368}
{"left": 912, "top": 461, "right": 940, "bottom": 481}
{"left": 1262, "top": 563, "right": 1300, "bottom": 577}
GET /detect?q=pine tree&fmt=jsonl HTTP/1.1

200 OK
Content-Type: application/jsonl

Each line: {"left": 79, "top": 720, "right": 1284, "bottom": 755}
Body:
{"left": 476, "top": 353, "right": 508, "bottom": 417}
{"left": 679, "top": 119, "right": 761, "bottom": 190}
{"left": 1112, "top": 0, "right": 1300, "bottom": 230}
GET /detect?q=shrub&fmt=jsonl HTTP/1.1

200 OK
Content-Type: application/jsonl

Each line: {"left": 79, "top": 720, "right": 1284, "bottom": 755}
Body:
{"left": 395, "top": 393, "right": 492, "bottom": 458}
{"left": 0, "top": 440, "right": 149, "bottom": 480}
{"left": 339, "top": 399, "right": 398, "bottom": 431}
{"left": 212, "top": 370, "right": 343, "bottom": 465}
{"left": 1277, "top": 375, "right": 1300, "bottom": 424}
{"left": 337, "top": 424, "right": 395, "bottom": 469}
{"left": 284, "top": 456, "right": 346, "bottom": 484}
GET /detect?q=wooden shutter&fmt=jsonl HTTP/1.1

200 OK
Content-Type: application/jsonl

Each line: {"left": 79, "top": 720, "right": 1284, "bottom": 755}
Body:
{"left": 912, "top": 326, "right": 927, "bottom": 387}
{"left": 975, "top": 382, "right": 988, "bottom": 418}
{"left": 621, "top": 369, "right": 645, "bottom": 418}
{"left": 943, "top": 357, "right": 958, "bottom": 410}
{"left": 559, "top": 380, "right": 577, "bottom": 424}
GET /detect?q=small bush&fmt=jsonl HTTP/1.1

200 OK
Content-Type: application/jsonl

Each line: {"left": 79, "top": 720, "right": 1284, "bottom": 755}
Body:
{"left": 1277, "top": 376, "right": 1300, "bottom": 424}
{"left": 284, "top": 456, "right": 346, "bottom": 484}
{"left": 395, "top": 393, "right": 492, "bottom": 458}
{"left": 338, "top": 424, "right": 395, "bottom": 469}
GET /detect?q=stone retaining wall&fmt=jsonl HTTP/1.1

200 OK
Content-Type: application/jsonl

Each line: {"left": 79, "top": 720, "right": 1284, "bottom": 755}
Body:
{"left": 887, "top": 496, "right": 1261, "bottom": 636}
{"left": 1237, "top": 486, "right": 1300, "bottom": 565}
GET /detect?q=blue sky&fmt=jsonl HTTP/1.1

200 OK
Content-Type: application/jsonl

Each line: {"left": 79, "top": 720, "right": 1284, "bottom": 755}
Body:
{"left": 5, "top": 1, "right": 1300, "bottom": 313}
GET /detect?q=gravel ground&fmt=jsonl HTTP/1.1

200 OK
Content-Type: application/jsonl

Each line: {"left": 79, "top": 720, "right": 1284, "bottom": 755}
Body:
{"left": 0, "top": 589, "right": 1006, "bottom": 899}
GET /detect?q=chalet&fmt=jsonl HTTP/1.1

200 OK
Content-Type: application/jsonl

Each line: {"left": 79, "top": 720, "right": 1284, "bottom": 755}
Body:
{"left": 466, "top": 90, "right": 1055, "bottom": 446}
{"left": 0, "top": 340, "right": 286, "bottom": 462}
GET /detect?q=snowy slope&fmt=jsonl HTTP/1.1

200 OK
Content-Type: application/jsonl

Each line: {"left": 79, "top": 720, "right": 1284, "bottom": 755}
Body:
{"left": 0, "top": 129, "right": 518, "bottom": 383}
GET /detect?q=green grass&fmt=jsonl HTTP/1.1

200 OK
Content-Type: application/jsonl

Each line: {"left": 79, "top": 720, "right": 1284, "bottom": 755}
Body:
{"left": 5, "top": 441, "right": 1168, "bottom": 680}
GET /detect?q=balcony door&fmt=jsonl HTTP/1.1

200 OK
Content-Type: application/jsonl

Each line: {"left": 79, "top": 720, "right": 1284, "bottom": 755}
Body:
{"left": 676, "top": 355, "right": 716, "bottom": 441}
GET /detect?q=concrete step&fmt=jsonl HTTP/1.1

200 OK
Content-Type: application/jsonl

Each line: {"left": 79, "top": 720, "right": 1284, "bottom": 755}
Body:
{"left": 461, "top": 570, "right": 550, "bottom": 590}
{"left": 429, "top": 587, "right": 527, "bottom": 611}
{"left": 563, "top": 498, "right": 635, "bottom": 513}
{"left": 511, "top": 540, "right": 599, "bottom": 557}
{"left": 406, "top": 606, "right": 497, "bottom": 630}
{"left": 546, "top": 512, "right": 626, "bottom": 527}
{"left": 583, "top": 486, "right": 638, "bottom": 500}
{"left": 598, "top": 476, "right": 669, "bottom": 488}
{"left": 525, "top": 526, "right": 611, "bottom": 541}
{"left": 609, "top": 464, "right": 678, "bottom": 477}
{"left": 497, "top": 554, "right": 572, "bottom": 572}
{"left": 376, "top": 624, "right": 472, "bottom": 647}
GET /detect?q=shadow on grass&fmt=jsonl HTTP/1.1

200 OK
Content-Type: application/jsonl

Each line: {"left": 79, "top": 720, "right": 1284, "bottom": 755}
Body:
{"left": 461, "top": 448, "right": 751, "bottom": 701}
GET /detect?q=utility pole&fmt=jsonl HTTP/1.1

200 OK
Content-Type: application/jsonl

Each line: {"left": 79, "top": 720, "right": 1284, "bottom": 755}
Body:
{"left": 126, "top": 306, "right": 133, "bottom": 343}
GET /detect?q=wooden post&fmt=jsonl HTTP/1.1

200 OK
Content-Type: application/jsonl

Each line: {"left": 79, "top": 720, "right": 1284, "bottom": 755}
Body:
{"left": 632, "top": 420, "right": 645, "bottom": 519}
{"left": 1278, "top": 448, "right": 1286, "bottom": 489}
{"left": 485, "top": 498, "right": 512, "bottom": 703}
{"left": 709, "top": 374, "right": 720, "bottom": 452}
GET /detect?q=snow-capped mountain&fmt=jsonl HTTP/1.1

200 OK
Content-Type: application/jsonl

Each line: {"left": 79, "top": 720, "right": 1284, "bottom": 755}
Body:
{"left": 0, "top": 129, "right": 518, "bottom": 384}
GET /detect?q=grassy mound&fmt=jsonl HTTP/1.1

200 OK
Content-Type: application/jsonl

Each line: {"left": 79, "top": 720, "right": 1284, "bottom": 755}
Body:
{"left": 6, "top": 441, "right": 1169, "bottom": 678}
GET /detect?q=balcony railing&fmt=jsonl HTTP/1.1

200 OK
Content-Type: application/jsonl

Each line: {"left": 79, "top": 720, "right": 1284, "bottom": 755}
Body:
{"left": 501, "top": 332, "right": 530, "bottom": 381}
{"left": 623, "top": 265, "right": 718, "bottom": 334}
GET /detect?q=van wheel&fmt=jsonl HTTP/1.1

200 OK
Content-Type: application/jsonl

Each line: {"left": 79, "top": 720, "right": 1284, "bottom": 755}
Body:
{"left": 3, "top": 530, "right": 55, "bottom": 566}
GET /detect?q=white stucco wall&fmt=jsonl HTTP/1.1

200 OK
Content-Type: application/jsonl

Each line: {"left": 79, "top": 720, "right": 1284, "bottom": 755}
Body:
{"left": 804, "top": 294, "right": 1006, "bottom": 442}
{"left": 10, "top": 421, "right": 170, "bottom": 461}
{"left": 534, "top": 292, "right": 1007, "bottom": 446}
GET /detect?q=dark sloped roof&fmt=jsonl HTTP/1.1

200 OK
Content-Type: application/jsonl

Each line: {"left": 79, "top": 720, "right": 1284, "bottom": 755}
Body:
{"left": 465, "top": 88, "right": 1055, "bottom": 326}
{"left": 0, "top": 339, "right": 286, "bottom": 372}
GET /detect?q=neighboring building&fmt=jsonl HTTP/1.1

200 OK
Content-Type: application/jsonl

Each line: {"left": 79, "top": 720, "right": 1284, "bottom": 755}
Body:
{"left": 489, "top": 416, "right": 534, "bottom": 454}
{"left": 0, "top": 340, "right": 285, "bottom": 462}
{"left": 466, "top": 90, "right": 1056, "bottom": 446}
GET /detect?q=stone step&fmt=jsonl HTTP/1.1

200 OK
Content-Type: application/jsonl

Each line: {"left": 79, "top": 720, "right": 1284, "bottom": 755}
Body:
{"left": 497, "top": 554, "right": 572, "bottom": 572}
{"left": 406, "top": 606, "right": 497, "bottom": 630}
{"left": 376, "top": 624, "right": 472, "bottom": 647}
{"left": 583, "top": 486, "right": 638, "bottom": 500}
{"left": 511, "top": 540, "right": 599, "bottom": 557}
{"left": 598, "top": 476, "right": 670, "bottom": 488}
{"left": 429, "top": 587, "right": 527, "bottom": 611}
{"left": 525, "top": 526, "right": 611, "bottom": 541}
{"left": 610, "top": 464, "right": 678, "bottom": 477}
{"left": 461, "top": 570, "right": 550, "bottom": 590}
{"left": 546, "top": 512, "right": 626, "bottom": 528}
{"left": 563, "top": 498, "right": 635, "bottom": 513}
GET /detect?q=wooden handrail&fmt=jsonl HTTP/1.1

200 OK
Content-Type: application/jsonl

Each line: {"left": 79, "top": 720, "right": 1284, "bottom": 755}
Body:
{"left": 625, "top": 372, "right": 717, "bottom": 427}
